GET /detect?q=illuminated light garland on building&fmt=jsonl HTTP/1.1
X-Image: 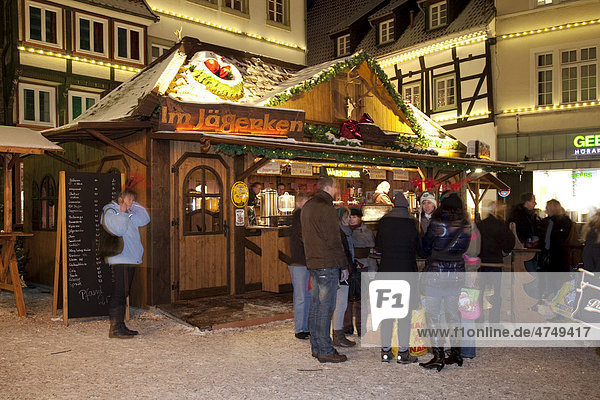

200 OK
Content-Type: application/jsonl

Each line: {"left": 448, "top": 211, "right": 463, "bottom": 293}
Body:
{"left": 151, "top": 7, "right": 306, "bottom": 52}
{"left": 501, "top": 101, "right": 600, "bottom": 115}
{"left": 499, "top": 18, "right": 600, "bottom": 40}
{"left": 378, "top": 32, "right": 488, "bottom": 67}
{"left": 433, "top": 111, "right": 491, "bottom": 123}
{"left": 18, "top": 46, "right": 142, "bottom": 72}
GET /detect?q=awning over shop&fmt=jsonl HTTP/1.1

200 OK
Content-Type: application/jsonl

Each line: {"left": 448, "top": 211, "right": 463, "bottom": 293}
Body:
{"left": 466, "top": 171, "right": 511, "bottom": 214}
{"left": 0, "top": 126, "right": 63, "bottom": 154}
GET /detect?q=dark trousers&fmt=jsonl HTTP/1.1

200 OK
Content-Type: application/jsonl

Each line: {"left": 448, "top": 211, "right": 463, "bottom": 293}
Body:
{"left": 109, "top": 264, "right": 135, "bottom": 323}
{"left": 343, "top": 300, "right": 361, "bottom": 334}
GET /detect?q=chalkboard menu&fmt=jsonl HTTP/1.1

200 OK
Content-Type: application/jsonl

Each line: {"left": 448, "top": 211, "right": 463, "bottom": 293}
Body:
{"left": 65, "top": 171, "right": 121, "bottom": 318}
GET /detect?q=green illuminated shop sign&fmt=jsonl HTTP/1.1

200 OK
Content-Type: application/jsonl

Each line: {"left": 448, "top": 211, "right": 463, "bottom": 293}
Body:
{"left": 573, "top": 134, "right": 600, "bottom": 156}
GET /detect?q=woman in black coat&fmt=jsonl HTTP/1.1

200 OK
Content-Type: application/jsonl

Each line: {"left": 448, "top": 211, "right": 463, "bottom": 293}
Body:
{"left": 419, "top": 192, "right": 471, "bottom": 371}
{"left": 375, "top": 193, "right": 420, "bottom": 364}
{"left": 540, "top": 199, "right": 573, "bottom": 273}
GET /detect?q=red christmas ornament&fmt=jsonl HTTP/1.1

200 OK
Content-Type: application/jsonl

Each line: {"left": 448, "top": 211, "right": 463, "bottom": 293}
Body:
{"left": 204, "top": 58, "right": 220, "bottom": 74}
{"left": 340, "top": 120, "right": 361, "bottom": 140}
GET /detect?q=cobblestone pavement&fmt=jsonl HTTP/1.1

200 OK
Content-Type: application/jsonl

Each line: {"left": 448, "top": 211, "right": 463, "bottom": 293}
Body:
{"left": 1, "top": 288, "right": 598, "bottom": 399}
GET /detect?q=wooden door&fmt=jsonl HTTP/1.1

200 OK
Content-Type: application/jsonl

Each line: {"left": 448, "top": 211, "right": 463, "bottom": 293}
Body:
{"left": 174, "top": 154, "right": 230, "bottom": 299}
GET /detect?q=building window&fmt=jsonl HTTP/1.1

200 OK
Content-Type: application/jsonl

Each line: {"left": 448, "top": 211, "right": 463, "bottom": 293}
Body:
{"left": 403, "top": 82, "right": 421, "bottom": 109}
{"left": 267, "top": 0, "right": 288, "bottom": 25}
{"left": 74, "top": 12, "right": 108, "bottom": 57}
{"left": 36, "top": 175, "right": 57, "bottom": 231}
{"left": 379, "top": 19, "right": 394, "bottom": 44}
{"left": 429, "top": 1, "right": 447, "bottom": 29}
{"left": 183, "top": 166, "right": 223, "bottom": 235}
{"left": 537, "top": 53, "right": 553, "bottom": 106}
{"left": 151, "top": 44, "right": 170, "bottom": 61}
{"left": 337, "top": 34, "right": 351, "bottom": 57}
{"left": 536, "top": 0, "right": 554, "bottom": 6}
{"left": 25, "top": 1, "right": 63, "bottom": 48}
{"left": 18, "top": 83, "right": 56, "bottom": 127}
{"left": 561, "top": 47, "right": 597, "bottom": 104}
{"left": 68, "top": 90, "right": 100, "bottom": 122}
{"left": 223, "top": 0, "right": 247, "bottom": 13}
{"left": 433, "top": 75, "right": 455, "bottom": 110}
{"left": 114, "top": 22, "right": 144, "bottom": 64}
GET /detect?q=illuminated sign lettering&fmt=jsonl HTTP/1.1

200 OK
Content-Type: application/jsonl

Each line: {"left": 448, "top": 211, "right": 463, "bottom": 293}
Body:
{"left": 159, "top": 97, "right": 305, "bottom": 138}
{"left": 573, "top": 134, "right": 600, "bottom": 156}
{"left": 326, "top": 168, "right": 361, "bottom": 178}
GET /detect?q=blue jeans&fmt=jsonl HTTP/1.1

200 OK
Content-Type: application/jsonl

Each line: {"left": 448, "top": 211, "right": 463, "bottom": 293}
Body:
{"left": 333, "top": 284, "right": 348, "bottom": 331}
{"left": 309, "top": 267, "right": 340, "bottom": 356}
{"left": 288, "top": 265, "right": 311, "bottom": 333}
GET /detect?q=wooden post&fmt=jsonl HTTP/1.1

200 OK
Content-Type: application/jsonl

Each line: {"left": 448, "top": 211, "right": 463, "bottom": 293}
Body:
{"left": 4, "top": 155, "right": 12, "bottom": 233}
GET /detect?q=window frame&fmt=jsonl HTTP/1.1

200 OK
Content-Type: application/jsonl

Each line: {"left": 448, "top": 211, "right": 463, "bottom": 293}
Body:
{"left": 113, "top": 21, "right": 145, "bottom": 65}
{"left": 73, "top": 11, "right": 109, "bottom": 58}
{"left": 337, "top": 34, "right": 351, "bottom": 58}
{"left": 429, "top": 1, "right": 447, "bottom": 30}
{"left": 67, "top": 90, "right": 101, "bottom": 122}
{"left": 433, "top": 74, "right": 456, "bottom": 111}
{"left": 559, "top": 46, "right": 597, "bottom": 104}
{"left": 24, "top": 0, "right": 64, "bottom": 49}
{"left": 37, "top": 174, "right": 57, "bottom": 231}
{"left": 379, "top": 18, "right": 395, "bottom": 45}
{"left": 151, "top": 44, "right": 171, "bottom": 61}
{"left": 536, "top": 52, "right": 554, "bottom": 106}
{"left": 222, "top": 0, "right": 249, "bottom": 16}
{"left": 403, "top": 81, "right": 422, "bottom": 109}
{"left": 18, "top": 82, "right": 57, "bottom": 127}
{"left": 183, "top": 166, "right": 224, "bottom": 236}
{"left": 266, "top": 0, "right": 290, "bottom": 27}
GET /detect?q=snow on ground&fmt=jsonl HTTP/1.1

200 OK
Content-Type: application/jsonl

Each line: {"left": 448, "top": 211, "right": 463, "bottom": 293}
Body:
{"left": 1, "top": 288, "right": 598, "bottom": 399}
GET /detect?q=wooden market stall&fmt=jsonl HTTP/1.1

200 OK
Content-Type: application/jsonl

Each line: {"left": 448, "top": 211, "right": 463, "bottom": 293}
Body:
{"left": 28, "top": 37, "right": 521, "bottom": 308}
{"left": 0, "top": 126, "right": 62, "bottom": 316}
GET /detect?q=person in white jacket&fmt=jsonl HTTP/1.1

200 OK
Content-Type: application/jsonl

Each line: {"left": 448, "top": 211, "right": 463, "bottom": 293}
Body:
{"left": 101, "top": 189, "right": 150, "bottom": 338}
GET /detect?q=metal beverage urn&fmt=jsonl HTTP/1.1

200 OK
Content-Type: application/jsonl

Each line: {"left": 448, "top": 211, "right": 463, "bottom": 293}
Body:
{"left": 259, "top": 188, "right": 279, "bottom": 226}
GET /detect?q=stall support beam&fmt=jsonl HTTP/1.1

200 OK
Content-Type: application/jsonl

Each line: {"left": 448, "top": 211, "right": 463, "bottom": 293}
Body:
{"left": 236, "top": 157, "right": 270, "bottom": 182}
{"left": 233, "top": 155, "right": 247, "bottom": 294}
{"left": 4, "top": 155, "right": 12, "bottom": 232}
{"left": 86, "top": 129, "right": 150, "bottom": 167}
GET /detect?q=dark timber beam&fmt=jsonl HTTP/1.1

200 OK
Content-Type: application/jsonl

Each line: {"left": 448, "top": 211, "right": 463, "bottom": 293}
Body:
{"left": 236, "top": 157, "right": 270, "bottom": 181}
{"left": 86, "top": 129, "right": 149, "bottom": 167}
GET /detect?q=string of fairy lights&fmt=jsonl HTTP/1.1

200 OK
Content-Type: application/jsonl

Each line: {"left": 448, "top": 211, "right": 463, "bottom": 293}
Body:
{"left": 18, "top": 46, "right": 142, "bottom": 73}
{"left": 150, "top": 7, "right": 306, "bottom": 52}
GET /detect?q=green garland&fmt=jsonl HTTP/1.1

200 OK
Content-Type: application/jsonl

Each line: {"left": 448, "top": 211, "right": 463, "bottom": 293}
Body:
{"left": 263, "top": 51, "right": 463, "bottom": 152}
{"left": 214, "top": 143, "right": 521, "bottom": 173}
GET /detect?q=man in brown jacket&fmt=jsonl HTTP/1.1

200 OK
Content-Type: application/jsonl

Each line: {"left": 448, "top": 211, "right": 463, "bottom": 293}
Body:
{"left": 301, "top": 176, "right": 349, "bottom": 363}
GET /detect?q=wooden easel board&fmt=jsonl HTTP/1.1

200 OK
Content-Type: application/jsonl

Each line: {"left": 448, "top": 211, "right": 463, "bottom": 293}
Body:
{"left": 53, "top": 171, "right": 122, "bottom": 324}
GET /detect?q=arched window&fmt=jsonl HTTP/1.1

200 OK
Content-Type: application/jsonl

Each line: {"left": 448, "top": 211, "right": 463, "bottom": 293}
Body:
{"left": 39, "top": 175, "right": 57, "bottom": 230}
{"left": 183, "top": 166, "right": 223, "bottom": 235}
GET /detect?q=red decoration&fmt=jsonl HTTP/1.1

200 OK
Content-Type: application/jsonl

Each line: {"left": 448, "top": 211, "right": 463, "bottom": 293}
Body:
{"left": 340, "top": 120, "right": 361, "bottom": 140}
{"left": 125, "top": 173, "right": 144, "bottom": 190}
{"left": 204, "top": 59, "right": 220, "bottom": 74}
{"left": 411, "top": 177, "right": 441, "bottom": 191}
{"left": 218, "top": 65, "right": 232, "bottom": 79}
{"left": 359, "top": 113, "right": 374, "bottom": 124}
{"left": 448, "top": 178, "right": 471, "bottom": 193}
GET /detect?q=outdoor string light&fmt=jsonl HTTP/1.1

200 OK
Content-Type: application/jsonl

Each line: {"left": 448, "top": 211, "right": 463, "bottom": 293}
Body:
{"left": 151, "top": 7, "right": 306, "bottom": 52}
{"left": 18, "top": 46, "right": 142, "bottom": 73}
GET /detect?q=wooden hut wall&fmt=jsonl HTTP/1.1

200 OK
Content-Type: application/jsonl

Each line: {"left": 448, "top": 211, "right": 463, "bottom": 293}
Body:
{"left": 22, "top": 133, "right": 150, "bottom": 307}
{"left": 276, "top": 63, "right": 413, "bottom": 134}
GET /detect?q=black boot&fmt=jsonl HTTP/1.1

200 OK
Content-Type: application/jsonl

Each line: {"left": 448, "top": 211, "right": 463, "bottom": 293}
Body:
{"left": 419, "top": 347, "right": 445, "bottom": 371}
{"left": 109, "top": 321, "right": 135, "bottom": 339}
{"left": 445, "top": 347, "right": 463, "bottom": 367}
{"left": 122, "top": 323, "right": 139, "bottom": 335}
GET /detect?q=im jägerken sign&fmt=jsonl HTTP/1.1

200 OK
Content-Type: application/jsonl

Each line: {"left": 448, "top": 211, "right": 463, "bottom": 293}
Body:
{"left": 158, "top": 97, "right": 305, "bottom": 138}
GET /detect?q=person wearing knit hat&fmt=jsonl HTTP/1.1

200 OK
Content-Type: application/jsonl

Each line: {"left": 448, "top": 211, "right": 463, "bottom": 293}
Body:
{"left": 419, "top": 191, "right": 437, "bottom": 236}
{"left": 440, "top": 192, "right": 463, "bottom": 210}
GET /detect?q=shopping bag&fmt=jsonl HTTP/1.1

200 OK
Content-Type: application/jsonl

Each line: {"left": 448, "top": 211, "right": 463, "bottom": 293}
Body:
{"left": 409, "top": 308, "right": 428, "bottom": 356}
{"left": 550, "top": 278, "right": 580, "bottom": 317}
{"left": 458, "top": 287, "right": 481, "bottom": 320}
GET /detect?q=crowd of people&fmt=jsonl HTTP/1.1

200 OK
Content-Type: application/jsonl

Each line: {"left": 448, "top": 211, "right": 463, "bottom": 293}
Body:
{"left": 287, "top": 177, "right": 600, "bottom": 368}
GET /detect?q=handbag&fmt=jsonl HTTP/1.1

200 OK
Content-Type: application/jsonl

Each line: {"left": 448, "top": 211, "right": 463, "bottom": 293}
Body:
{"left": 99, "top": 209, "right": 124, "bottom": 258}
{"left": 458, "top": 287, "right": 481, "bottom": 320}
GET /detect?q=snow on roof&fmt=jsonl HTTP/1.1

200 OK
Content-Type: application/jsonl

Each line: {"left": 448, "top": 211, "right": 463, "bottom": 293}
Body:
{"left": 70, "top": 49, "right": 186, "bottom": 123}
{"left": 0, "top": 126, "right": 63, "bottom": 153}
